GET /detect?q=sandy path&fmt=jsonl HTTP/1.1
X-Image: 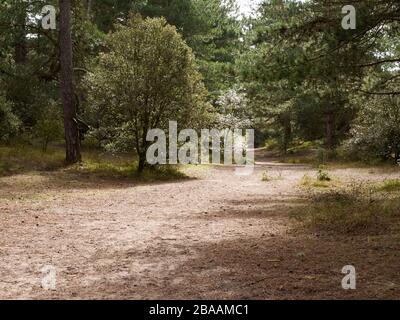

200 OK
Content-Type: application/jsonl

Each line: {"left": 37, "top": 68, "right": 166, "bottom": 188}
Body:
{"left": 1, "top": 158, "right": 399, "bottom": 299}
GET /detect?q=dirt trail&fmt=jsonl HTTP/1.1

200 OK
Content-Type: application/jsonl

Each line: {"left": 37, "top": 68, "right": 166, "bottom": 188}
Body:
{"left": 1, "top": 153, "right": 399, "bottom": 299}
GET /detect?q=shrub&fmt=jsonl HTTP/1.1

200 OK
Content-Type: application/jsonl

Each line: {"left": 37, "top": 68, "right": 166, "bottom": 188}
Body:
{"left": 317, "top": 169, "right": 331, "bottom": 181}
{"left": 0, "top": 94, "right": 20, "bottom": 142}
{"left": 343, "top": 96, "right": 400, "bottom": 163}
{"left": 300, "top": 170, "right": 334, "bottom": 188}
{"left": 85, "top": 16, "right": 211, "bottom": 173}
{"left": 33, "top": 101, "right": 64, "bottom": 152}
{"left": 262, "top": 171, "right": 271, "bottom": 181}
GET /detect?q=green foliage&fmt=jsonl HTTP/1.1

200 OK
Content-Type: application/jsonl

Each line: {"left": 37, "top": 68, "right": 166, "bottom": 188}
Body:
{"left": 85, "top": 16, "right": 211, "bottom": 170}
{"left": 317, "top": 169, "right": 331, "bottom": 182}
{"left": 0, "top": 145, "right": 65, "bottom": 176}
{"left": 33, "top": 101, "right": 64, "bottom": 152}
{"left": 378, "top": 180, "right": 400, "bottom": 192}
{"left": 73, "top": 155, "right": 186, "bottom": 181}
{"left": 300, "top": 171, "right": 336, "bottom": 189}
{"left": 241, "top": 0, "right": 400, "bottom": 155}
{"left": 0, "top": 93, "right": 20, "bottom": 142}
{"left": 262, "top": 171, "right": 271, "bottom": 182}
{"left": 265, "top": 138, "right": 280, "bottom": 151}
{"left": 0, "top": 144, "right": 187, "bottom": 181}
{"left": 141, "top": 0, "right": 242, "bottom": 97}
{"left": 343, "top": 96, "right": 400, "bottom": 163}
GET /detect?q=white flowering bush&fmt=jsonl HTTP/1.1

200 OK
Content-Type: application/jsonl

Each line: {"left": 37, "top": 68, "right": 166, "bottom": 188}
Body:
{"left": 215, "top": 89, "right": 252, "bottom": 129}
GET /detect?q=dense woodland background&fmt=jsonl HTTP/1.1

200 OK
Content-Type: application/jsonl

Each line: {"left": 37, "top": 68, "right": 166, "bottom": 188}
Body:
{"left": 0, "top": 0, "right": 400, "bottom": 172}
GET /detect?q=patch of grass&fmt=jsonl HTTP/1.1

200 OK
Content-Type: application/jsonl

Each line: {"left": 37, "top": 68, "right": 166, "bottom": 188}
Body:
{"left": 317, "top": 169, "right": 331, "bottom": 181}
{"left": 262, "top": 171, "right": 271, "bottom": 181}
{"left": 67, "top": 155, "right": 187, "bottom": 181}
{"left": 293, "top": 186, "right": 400, "bottom": 234}
{"left": 0, "top": 145, "right": 65, "bottom": 176}
{"left": 287, "top": 140, "right": 323, "bottom": 154}
{"left": 261, "top": 170, "right": 283, "bottom": 182}
{"left": 70, "top": 156, "right": 136, "bottom": 178}
{"left": 281, "top": 156, "right": 316, "bottom": 164}
{"left": 0, "top": 145, "right": 188, "bottom": 182}
{"left": 377, "top": 179, "right": 400, "bottom": 192}
{"left": 139, "top": 165, "right": 188, "bottom": 182}
{"left": 300, "top": 171, "right": 337, "bottom": 188}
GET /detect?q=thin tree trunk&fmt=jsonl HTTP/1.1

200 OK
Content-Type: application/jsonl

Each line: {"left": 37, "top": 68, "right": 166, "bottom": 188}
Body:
{"left": 325, "top": 110, "right": 335, "bottom": 150}
{"left": 137, "top": 154, "right": 146, "bottom": 174}
{"left": 279, "top": 112, "right": 292, "bottom": 154}
{"left": 86, "top": 0, "right": 93, "bottom": 19}
{"left": 59, "top": 0, "right": 81, "bottom": 164}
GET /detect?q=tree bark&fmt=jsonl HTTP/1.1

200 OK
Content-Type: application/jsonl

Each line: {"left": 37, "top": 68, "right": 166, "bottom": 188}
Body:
{"left": 279, "top": 112, "right": 292, "bottom": 154}
{"left": 325, "top": 110, "right": 336, "bottom": 150}
{"left": 59, "top": 0, "right": 81, "bottom": 164}
{"left": 137, "top": 154, "right": 146, "bottom": 174}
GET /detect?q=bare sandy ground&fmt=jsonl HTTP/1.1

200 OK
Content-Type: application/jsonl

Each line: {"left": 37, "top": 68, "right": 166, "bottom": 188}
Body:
{"left": 1, "top": 155, "right": 400, "bottom": 299}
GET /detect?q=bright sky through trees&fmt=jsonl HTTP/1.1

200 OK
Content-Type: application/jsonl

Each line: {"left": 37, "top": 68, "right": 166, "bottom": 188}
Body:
{"left": 237, "top": 0, "right": 261, "bottom": 15}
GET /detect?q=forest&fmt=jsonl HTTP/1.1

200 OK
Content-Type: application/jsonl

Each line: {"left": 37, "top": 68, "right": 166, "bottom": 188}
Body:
{"left": 1, "top": 0, "right": 400, "bottom": 300}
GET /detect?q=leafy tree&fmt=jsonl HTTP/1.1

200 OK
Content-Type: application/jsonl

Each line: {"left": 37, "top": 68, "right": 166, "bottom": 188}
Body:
{"left": 0, "top": 92, "right": 20, "bottom": 142}
{"left": 85, "top": 16, "right": 211, "bottom": 172}
{"left": 343, "top": 96, "right": 400, "bottom": 163}
{"left": 239, "top": 0, "right": 398, "bottom": 153}
{"left": 138, "top": 0, "right": 242, "bottom": 98}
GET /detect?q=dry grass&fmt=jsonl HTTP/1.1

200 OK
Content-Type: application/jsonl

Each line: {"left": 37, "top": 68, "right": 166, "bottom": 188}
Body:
{"left": 0, "top": 145, "right": 65, "bottom": 175}
{"left": 293, "top": 184, "right": 400, "bottom": 234}
{"left": 261, "top": 170, "right": 283, "bottom": 182}
{"left": 377, "top": 179, "right": 400, "bottom": 192}
{"left": 299, "top": 170, "right": 338, "bottom": 189}
{"left": 0, "top": 145, "right": 187, "bottom": 182}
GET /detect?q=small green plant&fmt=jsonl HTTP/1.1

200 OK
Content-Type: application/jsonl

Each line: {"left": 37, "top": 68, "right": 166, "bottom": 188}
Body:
{"left": 261, "top": 170, "right": 283, "bottom": 182}
{"left": 317, "top": 169, "right": 331, "bottom": 181}
{"left": 262, "top": 171, "right": 271, "bottom": 181}
{"left": 300, "top": 172, "right": 335, "bottom": 188}
{"left": 0, "top": 145, "right": 65, "bottom": 175}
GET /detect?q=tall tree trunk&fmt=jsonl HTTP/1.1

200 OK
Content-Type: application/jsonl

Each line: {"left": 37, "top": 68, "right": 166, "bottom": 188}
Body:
{"left": 59, "top": 0, "right": 81, "bottom": 164}
{"left": 14, "top": 8, "right": 27, "bottom": 64}
{"left": 325, "top": 110, "right": 336, "bottom": 150}
{"left": 86, "top": 0, "right": 93, "bottom": 19}
{"left": 279, "top": 112, "right": 292, "bottom": 154}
